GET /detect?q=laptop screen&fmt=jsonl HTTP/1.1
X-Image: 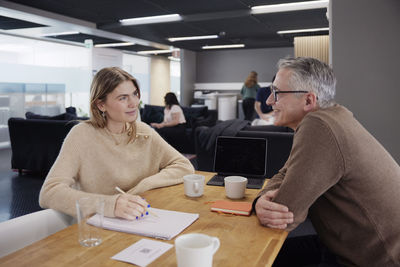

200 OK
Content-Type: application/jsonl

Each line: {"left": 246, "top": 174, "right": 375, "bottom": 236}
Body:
{"left": 213, "top": 136, "right": 267, "bottom": 177}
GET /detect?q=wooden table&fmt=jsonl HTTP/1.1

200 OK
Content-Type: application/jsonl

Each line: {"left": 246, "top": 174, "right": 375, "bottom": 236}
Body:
{"left": 0, "top": 171, "right": 287, "bottom": 267}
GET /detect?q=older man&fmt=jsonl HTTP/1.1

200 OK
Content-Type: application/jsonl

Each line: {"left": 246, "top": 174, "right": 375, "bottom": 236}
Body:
{"left": 255, "top": 57, "right": 400, "bottom": 266}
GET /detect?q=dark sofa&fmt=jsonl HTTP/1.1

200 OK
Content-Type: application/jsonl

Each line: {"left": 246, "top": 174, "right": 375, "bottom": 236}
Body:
{"left": 8, "top": 108, "right": 86, "bottom": 174}
{"left": 8, "top": 117, "right": 79, "bottom": 174}
{"left": 195, "top": 124, "right": 294, "bottom": 178}
{"left": 140, "top": 104, "right": 218, "bottom": 154}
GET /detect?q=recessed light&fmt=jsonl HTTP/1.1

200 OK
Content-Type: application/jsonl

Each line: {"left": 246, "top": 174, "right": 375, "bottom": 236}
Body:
{"left": 202, "top": 44, "right": 245, "bottom": 50}
{"left": 41, "top": 31, "right": 80, "bottom": 37}
{"left": 167, "top": 35, "right": 218, "bottom": 42}
{"left": 251, "top": 0, "right": 328, "bottom": 14}
{"left": 120, "top": 14, "right": 182, "bottom": 26}
{"left": 277, "top": 27, "right": 329, "bottom": 34}
{"left": 94, "top": 42, "right": 135, "bottom": 48}
{"left": 137, "top": 49, "right": 179, "bottom": 55}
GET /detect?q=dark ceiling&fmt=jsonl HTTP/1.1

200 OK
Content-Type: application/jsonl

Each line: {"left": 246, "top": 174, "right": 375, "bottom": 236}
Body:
{"left": 4, "top": 0, "right": 329, "bottom": 52}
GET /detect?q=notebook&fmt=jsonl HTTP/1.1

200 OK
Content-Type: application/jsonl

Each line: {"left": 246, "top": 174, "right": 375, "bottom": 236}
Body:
{"left": 211, "top": 200, "right": 252, "bottom": 216}
{"left": 207, "top": 136, "right": 267, "bottom": 189}
{"left": 87, "top": 208, "right": 199, "bottom": 240}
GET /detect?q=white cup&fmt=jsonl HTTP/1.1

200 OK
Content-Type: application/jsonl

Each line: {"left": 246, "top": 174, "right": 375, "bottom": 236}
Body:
{"left": 175, "top": 233, "right": 220, "bottom": 267}
{"left": 76, "top": 197, "right": 104, "bottom": 247}
{"left": 183, "top": 174, "right": 205, "bottom": 197}
{"left": 224, "top": 176, "right": 248, "bottom": 199}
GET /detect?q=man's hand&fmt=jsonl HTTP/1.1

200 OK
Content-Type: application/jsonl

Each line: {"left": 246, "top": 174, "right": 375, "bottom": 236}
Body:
{"left": 114, "top": 194, "right": 149, "bottom": 220}
{"left": 255, "top": 189, "right": 294, "bottom": 229}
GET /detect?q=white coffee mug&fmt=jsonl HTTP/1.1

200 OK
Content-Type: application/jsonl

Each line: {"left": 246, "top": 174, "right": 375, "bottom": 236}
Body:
{"left": 224, "top": 176, "right": 248, "bottom": 199}
{"left": 183, "top": 174, "right": 205, "bottom": 197}
{"left": 175, "top": 233, "right": 220, "bottom": 267}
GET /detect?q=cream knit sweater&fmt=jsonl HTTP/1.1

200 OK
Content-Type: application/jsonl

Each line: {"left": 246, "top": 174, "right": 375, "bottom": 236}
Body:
{"left": 39, "top": 121, "right": 194, "bottom": 217}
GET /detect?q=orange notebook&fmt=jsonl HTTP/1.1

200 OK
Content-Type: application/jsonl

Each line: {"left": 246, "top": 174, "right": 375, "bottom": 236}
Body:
{"left": 210, "top": 200, "right": 253, "bottom": 216}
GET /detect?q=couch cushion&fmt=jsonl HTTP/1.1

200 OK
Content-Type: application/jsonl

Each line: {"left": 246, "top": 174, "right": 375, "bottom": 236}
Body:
{"left": 182, "top": 106, "right": 208, "bottom": 128}
{"left": 25, "top": 112, "right": 77, "bottom": 121}
{"left": 141, "top": 104, "right": 164, "bottom": 124}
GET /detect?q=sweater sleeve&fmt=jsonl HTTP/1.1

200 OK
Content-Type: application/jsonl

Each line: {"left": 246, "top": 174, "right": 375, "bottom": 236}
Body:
{"left": 127, "top": 128, "right": 194, "bottom": 195}
{"left": 39, "top": 124, "right": 119, "bottom": 217}
{"left": 258, "top": 164, "right": 287, "bottom": 196}
{"left": 272, "top": 116, "right": 345, "bottom": 231}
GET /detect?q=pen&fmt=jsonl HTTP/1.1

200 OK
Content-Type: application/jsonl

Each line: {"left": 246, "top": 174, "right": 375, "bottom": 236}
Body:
{"left": 115, "top": 186, "right": 159, "bottom": 218}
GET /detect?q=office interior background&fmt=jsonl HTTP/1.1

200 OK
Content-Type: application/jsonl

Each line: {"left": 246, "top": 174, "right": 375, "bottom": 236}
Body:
{"left": 0, "top": 0, "right": 399, "bottom": 163}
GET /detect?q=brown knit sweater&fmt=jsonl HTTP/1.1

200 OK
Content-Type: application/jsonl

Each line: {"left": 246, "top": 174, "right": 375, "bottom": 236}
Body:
{"left": 39, "top": 121, "right": 194, "bottom": 218}
{"left": 261, "top": 104, "right": 400, "bottom": 266}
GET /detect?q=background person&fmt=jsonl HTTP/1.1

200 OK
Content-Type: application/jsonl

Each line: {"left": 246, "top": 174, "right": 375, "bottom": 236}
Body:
{"left": 254, "top": 57, "right": 400, "bottom": 266}
{"left": 254, "top": 75, "right": 275, "bottom": 122}
{"left": 151, "top": 92, "right": 187, "bottom": 142}
{"left": 39, "top": 67, "right": 194, "bottom": 220}
{"left": 240, "top": 71, "right": 260, "bottom": 121}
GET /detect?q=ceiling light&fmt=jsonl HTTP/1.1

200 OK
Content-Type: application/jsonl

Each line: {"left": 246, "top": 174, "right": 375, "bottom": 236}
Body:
{"left": 168, "top": 56, "right": 180, "bottom": 62}
{"left": 202, "top": 44, "right": 245, "bottom": 50}
{"left": 137, "top": 49, "right": 179, "bottom": 55}
{"left": 277, "top": 27, "right": 329, "bottom": 34}
{"left": 41, "top": 31, "right": 80, "bottom": 37}
{"left": 251, "top": 0, "right": 328, "bottom": 14}
{"left": 120, "top": 14, "right": 182, "bottom": 26}
{"left": 94, "top": 42, "right": 135, "bottom": 48}
{"left": 167, "top": 35, "right": 218, "bottom": 42}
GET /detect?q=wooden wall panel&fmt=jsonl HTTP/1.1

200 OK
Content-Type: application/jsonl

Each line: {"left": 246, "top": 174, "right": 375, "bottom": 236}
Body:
{"left": 294, "top": 35, "right": 329, "bottom": 64}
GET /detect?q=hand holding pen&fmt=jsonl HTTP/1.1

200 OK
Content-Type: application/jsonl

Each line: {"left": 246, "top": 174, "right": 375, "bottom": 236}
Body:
{"left": 115, "top": 187, "right": 159, "bottom": 220}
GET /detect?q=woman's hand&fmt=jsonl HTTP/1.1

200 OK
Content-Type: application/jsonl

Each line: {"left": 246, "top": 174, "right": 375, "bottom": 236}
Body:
{"left": 150, "top": 122, "right": 164, "bottom": 129}
{"left": 114, "top": 193, "right": 150, "bottom": 220}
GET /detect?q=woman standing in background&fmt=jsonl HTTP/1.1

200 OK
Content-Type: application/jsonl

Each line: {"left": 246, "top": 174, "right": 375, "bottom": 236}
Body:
{"left": 240, "top": 71, "right": 260, "bottom": 121}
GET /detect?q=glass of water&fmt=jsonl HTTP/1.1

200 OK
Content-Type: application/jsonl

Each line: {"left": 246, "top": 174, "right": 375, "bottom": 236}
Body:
{"left": 76, "top": 197, "right": 104, "bottom": 247}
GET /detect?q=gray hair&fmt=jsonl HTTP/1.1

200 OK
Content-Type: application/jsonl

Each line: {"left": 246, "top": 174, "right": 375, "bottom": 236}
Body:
{"left": 277, "top": 57, "right": 336, "bottom": 108}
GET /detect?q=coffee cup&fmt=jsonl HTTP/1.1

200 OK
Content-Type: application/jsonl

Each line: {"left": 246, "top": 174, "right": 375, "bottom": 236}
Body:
{"left": 183, "top": 174, "right": 205, "bottom": 197}
{"left": 224, "top": 176, "right": 247, "bottom": 199}
{"left": 175, "top": 233, "right": 220, "bottom": 267}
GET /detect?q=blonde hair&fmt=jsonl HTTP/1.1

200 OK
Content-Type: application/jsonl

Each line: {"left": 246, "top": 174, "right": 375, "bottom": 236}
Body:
{"left": 244, "top": 71, "right": 258, "bottom": 88}
{"left": 87, "top": 67, "right": 141, "bottom": 142}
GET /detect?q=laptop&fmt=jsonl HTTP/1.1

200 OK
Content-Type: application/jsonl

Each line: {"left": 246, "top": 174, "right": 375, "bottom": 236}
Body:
{"left": 206, "top": 136, "right": 267, "bottom": 189}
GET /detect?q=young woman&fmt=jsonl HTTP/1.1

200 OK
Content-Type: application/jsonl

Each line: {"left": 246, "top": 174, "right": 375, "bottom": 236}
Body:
{"left": 151, "top": 92, "right": 186, "bottom": 142}
{"left": 240, "top": 71, "right": 261, "bottom": 121}
{"left": 39, "top": 67, "right": 194, "bottom": 220}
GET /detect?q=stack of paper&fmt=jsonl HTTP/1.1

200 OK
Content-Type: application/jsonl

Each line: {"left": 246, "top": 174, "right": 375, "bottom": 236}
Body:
{"left": 87, "top": 208, "right": 199, "bottom": 240}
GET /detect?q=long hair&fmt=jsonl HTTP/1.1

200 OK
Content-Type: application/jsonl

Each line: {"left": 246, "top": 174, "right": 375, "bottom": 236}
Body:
{"left": 164, "top": 92, "right": 180, "bottom": 109}
{"left": 244, "top": 71, "right": 258, "bottom": 88}
{"left": 87, "top": 67, "right": 140, "bottom": 142}
{"left": 277, "top": 57, "right": 336, "bottom": 108}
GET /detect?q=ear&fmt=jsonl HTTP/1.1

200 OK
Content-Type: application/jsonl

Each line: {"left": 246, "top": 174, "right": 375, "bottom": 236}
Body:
{"left": 303, "top": 92, "right": 318, "bottom": 112}
{"left": 96, "top": 99, "right": 105, "bottom": 112}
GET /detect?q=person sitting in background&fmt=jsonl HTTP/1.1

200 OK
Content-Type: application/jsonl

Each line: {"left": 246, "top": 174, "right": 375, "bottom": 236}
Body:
{"left": 254, "top": 75, "right": 275, "bottom": 124}
{"left": 254, "top": 57, "right": 400, "bottom": 266}
{"left": 151, "top": 92, "right": 186, "bottom": 141}
{"left": 240, "top": 71, "right": 260, "bottom": 121}
{"left": 39, "top": 67, "right": 194, "bottom": 220}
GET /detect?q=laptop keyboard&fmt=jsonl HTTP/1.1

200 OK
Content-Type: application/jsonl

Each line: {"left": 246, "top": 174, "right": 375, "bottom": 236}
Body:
{"left": 207, "top": 175, "right": 265, "bottom": 189}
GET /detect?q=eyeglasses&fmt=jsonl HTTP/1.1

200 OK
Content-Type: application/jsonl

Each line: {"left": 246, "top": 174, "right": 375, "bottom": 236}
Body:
{"left": 269, "top": 85, "right": 309, "bottom": 102}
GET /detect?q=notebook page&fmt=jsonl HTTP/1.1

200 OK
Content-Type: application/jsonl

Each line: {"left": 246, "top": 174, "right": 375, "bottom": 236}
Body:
{"left": 87, "top": 208, "right": 199, "bottom": 240}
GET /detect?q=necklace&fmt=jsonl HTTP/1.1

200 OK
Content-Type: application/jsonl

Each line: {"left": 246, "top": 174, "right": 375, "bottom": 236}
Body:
{"left": 104, "top": 123, "right": 136, "bottom": 145}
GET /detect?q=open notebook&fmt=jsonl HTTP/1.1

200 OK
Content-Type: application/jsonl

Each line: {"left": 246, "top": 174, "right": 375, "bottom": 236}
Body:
{"left": 87, "top": 208, "right": 199, "bottom": 240}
